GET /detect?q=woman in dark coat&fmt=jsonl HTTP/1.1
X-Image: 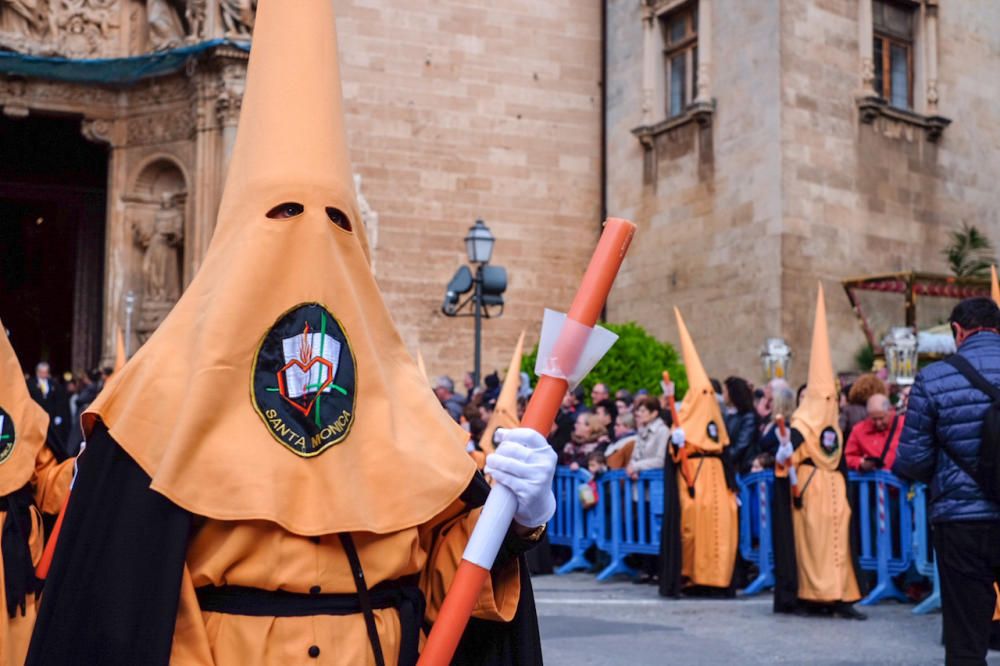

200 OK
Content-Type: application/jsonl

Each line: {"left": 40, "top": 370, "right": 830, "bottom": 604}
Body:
{"left": 723, "top": 377, "right": 758, "bottom": 474}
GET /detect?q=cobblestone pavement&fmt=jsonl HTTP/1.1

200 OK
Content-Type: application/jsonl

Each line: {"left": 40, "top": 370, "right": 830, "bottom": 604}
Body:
{"left": 533, "top": 573, "right": 1000, "bottom": 665}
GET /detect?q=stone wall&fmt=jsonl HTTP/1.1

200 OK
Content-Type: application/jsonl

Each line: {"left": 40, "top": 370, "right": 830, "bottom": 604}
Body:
{"left": 605, "top": 0, "right": 785, "bottom": 384}
{"left": 606, "top": 0, "right": 1000, "bottom": 386}
{"left": 336, "top": 0, "right": 603, "bottom": 383}
{"left": 779, "top": 0, "right": 1000, "bottom": 379}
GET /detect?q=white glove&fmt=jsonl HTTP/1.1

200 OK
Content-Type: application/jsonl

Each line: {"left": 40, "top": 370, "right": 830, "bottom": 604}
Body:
{"left": 787, "top": 464, "right": 798, "bottom": 487}
{"left": 776, "top": 439, "right": 793, "bottom": 466}
{"left": 660, "top": 381, "right": 675, "bottom": 398}
{"left": 671, "top": 427, "right": 686, "bottom": 448}
{"left": 485, "top": 427, "right": 558, "bottom": 528}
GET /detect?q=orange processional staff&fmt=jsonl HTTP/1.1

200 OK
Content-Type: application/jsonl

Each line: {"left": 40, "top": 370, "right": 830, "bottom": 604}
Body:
{"left": 662, "top": 369, "right": 694, "bottom": 497}
{"left": 417, "top": 217, "right": 636, "bottom": 666}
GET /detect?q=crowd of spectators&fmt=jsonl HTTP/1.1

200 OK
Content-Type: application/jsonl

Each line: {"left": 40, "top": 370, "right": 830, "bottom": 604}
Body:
{"left": 433, "top": 366, "right": 910, "bottom": 482}
{"left": 24, "top": 362, "right": 113, "bottom": 459}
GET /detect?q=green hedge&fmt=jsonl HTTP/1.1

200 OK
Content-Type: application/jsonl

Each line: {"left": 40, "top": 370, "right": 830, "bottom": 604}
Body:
{"left": 520, "top": 321, "right": 688, "bottom": 405}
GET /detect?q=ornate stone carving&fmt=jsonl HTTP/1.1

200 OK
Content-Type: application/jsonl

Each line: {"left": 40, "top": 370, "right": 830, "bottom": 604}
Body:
{"left": 81, "top": 116, "right": 113, "bottom": 144}
{"left": 219, "top": 0, "right": 253, "bottom": 39}
{"left": 0, "top": 0, "right": 120, "bottom": 58}
{"left": 146, "top": 0, "right": 184, "bottom": 50}
{"left": 133, "top": 192, "right": 184, "bottom": 342}
{"left": 185, "top": 0, "right": 205, "bottom": 41}
{"left": 126, "top": 107, "right": 195, "bottom": 145}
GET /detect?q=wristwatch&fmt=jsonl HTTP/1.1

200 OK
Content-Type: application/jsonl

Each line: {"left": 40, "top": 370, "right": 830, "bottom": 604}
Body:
{"left": 522, "top": 523, "right": 547, "bottom": 543}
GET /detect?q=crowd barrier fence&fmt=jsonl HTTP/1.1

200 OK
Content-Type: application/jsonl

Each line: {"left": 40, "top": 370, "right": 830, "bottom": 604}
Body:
{"left": 737, "top": 470, "right": 775, "bottom": 596}
{"left": 550, "top": 465, "right": 937, "bottom": 609}
{"left": 910, "top": 482, "right": 941, "bottom": 614}
{"left": 849, "top": 470, "right": 912, "bottom": 605}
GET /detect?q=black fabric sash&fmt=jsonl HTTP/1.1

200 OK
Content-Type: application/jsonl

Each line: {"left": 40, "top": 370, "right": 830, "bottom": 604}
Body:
{"left": 876, "top": 415, "right": 901, "bottom": 468}
{"left": 1, "top": 483, "right": 38, "bottom": 618}
{"left": 196, "top": 577, "right": 425, "bottom": 666}
{"left": 687, "top": 451, "right": 739, "bottom": 492}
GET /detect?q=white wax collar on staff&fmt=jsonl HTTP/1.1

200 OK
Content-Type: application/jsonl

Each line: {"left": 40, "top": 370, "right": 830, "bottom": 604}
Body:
{"left": 533, "top": 309, "right": 618, "bottom": 390}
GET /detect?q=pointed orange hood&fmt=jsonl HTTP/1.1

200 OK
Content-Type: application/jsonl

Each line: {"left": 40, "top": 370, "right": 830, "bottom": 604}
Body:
{"left": 791, "top": 284, "right": 843, "bottom": 470}
{"left": 113, "top": 327, "right": 126, "bottom": 373}
{"left": 675, "top": 308, "right": 728, "bottom": 453}
{"left": 84, "top": 0, "right": 474, "bottom": 536}
{"left": 481, "top": 331, "right": 525, "bottom": 456}
{"left": 991, "top": 266, "right": 999, "bottom": 305}
{"left": 0, "top": 324, "right": 49, "bottom": 495}
{"left": 416, "top": 349, "right": 429, "bottom": 384}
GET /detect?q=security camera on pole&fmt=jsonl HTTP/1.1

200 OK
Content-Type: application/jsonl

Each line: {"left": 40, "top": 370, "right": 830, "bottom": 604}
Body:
{"left": 441, "top": 219, "right": 507, "bottom": 387}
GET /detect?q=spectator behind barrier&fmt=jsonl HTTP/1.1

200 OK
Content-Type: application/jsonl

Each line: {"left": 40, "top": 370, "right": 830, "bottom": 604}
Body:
{"left": 605, "top": 412, "right": 638, "bottom": 469}
{"left": 627, "top": 396, "right": 668, "bottom": 481}
{"left": 895, "top": 297, "right": 1000, "bottom": 664}
{"left": 845, "top": 394, "right": 902, "bottom": 471}
{"left": 723, "top": 376, "right": 758, "bottom": 474}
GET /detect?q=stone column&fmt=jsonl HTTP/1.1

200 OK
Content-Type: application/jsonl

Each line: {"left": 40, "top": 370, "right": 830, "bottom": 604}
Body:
{"left": 190, "top": 69, "right": 223, "bottom": 280}
{"left": 858, "top": 0, "right": 875, "bottom": 95}
{"left": 641, "top": 4, "right": 656, "bottom": 126}
{"left": 693, "top": 0, "right": 711, "bottom": 105}
{"left": 924, "top": 0, "right": 939, "bottom": 114}
{"left": 81, "top": 118, "right": 130, "bottom": 364}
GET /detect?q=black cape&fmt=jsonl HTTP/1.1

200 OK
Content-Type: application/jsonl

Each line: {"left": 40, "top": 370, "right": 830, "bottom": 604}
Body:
{"left": 769, "top": 427, "right": 864, "bottom": 613}
{"left": 27, "top": 422, "right": 543, "bottom": 665}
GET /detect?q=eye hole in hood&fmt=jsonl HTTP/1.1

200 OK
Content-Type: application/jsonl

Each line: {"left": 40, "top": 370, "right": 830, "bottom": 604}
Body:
{"left": 326, "top": 207, "right": 352, "bottom": 232}
{"left": 266, "top": 202, "right": 305, "bottom": 219}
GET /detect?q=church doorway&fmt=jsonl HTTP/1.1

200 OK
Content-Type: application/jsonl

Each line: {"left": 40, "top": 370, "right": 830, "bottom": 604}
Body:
{"left": 0, "top": 113, "right": 108, "bottom": 377}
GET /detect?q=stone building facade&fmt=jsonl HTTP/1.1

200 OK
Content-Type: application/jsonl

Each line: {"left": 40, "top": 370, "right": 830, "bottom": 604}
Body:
{"left": 606, "top": 0, "right": 1000, "bottom": 384}
{"left": 0, "top": 0, "right": 602, "bottom": 381}
{"left": 5, "top": 0, "right": 997, "bottom": 387}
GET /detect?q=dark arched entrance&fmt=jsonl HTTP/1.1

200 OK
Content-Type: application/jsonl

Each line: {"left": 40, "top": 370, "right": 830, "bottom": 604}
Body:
{"left": 0, "top": 113, "right": 108, "bottom": 376}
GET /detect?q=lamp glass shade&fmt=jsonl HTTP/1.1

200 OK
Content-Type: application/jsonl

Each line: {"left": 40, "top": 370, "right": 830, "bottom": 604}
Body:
{"left": 760, "top": 337, "right": 792, "bottom": 381}
{"left": 464, "top": 219, "right": 494, "bottom": 264}
{"left": 882, "top": 326, "right": 918, "bottom": 386}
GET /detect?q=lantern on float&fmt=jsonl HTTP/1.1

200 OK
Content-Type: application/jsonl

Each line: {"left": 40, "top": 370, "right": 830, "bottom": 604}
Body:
{"left": 882, "top": 326, "right": 918, "bottom": 386}
{"left": 761, "top": 337, "right": 792, "bottom": 381}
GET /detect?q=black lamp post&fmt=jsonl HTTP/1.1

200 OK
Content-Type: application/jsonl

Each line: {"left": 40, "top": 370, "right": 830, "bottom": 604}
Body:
{"left": 442, "top": 219, "right": 507, "bottom": 387}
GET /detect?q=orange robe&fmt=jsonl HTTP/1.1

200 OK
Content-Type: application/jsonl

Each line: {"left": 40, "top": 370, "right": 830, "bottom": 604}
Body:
{"left": 675, "top": 453, "right": 738, "bottom": 588}
{"left": 0, "top": 445, "right": 72, "bottom": 666}
{"left": 789, "top": 451, "right": 861, "bottom": 603}
{"left": 169, "top": 500, "right": 520, "bottom": 665}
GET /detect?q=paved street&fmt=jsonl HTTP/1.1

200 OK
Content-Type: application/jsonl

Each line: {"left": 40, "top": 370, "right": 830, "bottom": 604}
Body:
{"left": 534, "top": 573, "right": 1000, "bottom": 665}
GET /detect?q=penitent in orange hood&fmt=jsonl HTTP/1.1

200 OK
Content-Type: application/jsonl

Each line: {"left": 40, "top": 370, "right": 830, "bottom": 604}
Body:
{"left": 674, "top": 308, "right": 728, "bottom": 453}
{"left": 0, "top": 323, "right": 49, "bottom": 496}
{"left": 84, "top": 0, "right": 475, "bottom": 536}
{"left": 791, "top": 284, "right": 844, "bottom": 471}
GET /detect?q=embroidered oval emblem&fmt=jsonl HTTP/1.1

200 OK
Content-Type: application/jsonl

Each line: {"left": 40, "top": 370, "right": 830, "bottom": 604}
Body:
{"left": 706, "top": 421, "right": 719, "bottom": 443}
{"left": 251, "top": 303, "right": 357, "bottom": 457}
{"left": 0, "top": 406, "right": 15, "bottom": 464}
{"left": 820, "top": 426, "right": 840, "bottom": 456}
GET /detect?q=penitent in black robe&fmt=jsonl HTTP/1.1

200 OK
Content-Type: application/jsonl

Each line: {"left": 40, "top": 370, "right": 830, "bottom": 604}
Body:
{"left": 27, "top": 424, "right": 543, "bottom": 665}
{"left": 769, "top": 428, "right": 864, "bottom": 614}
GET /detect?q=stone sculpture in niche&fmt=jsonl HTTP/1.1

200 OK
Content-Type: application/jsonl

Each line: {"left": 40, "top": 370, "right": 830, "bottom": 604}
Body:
{"left": 134, "top": 192, "right": 184, "bottom": 341}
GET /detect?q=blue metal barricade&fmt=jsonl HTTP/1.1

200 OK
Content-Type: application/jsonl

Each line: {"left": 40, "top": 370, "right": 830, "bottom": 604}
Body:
{"left": 738, "top": 470, "right": 775, "bottom": 595}
{"left": 593, "top": 469, "right": 663, "bottom": 581}
{"left": 850, "top": 470, "right": 912, "bottom": 605}
{"left": 910, "top": 482, "right": 941, "bottom": 614}
{"left": 551, "top": 466, "right": 597, "bottom": 574}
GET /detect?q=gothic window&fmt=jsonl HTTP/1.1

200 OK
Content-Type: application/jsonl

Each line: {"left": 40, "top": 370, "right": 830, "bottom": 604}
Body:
{"left": 872, "top": 0, "right": 914, "bottom": 110}
{"left": 660, "top": 3, "right": 698, "bottom": 118}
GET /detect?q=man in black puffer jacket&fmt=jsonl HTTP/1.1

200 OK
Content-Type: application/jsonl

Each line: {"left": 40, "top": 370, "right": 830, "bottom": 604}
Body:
{"left": 896, "top": 297, "right": 1000, "bottom": 666}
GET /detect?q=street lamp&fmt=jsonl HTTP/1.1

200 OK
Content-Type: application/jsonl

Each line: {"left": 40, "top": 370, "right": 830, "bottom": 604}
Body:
{"left": 442, "top": 219, "right": 507, "bottom": 387}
